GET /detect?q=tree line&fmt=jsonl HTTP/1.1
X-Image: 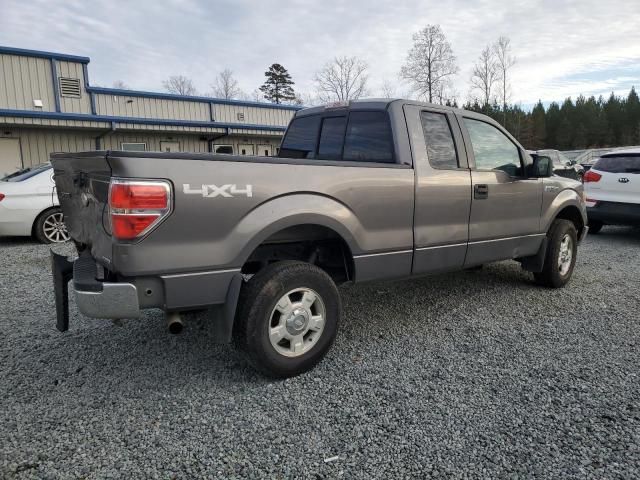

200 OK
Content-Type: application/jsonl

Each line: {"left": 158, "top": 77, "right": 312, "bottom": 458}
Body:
{"left": 463, "top": 88, "right": 640, "bottom": 150}
{"left": 129, "top": 23, "right": 638, "bottom": 150}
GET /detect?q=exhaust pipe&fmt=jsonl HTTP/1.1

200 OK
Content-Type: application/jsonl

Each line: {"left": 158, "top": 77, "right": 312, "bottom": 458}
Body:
{"left": 167, "top": 312, "right": 183, "bottom": 334}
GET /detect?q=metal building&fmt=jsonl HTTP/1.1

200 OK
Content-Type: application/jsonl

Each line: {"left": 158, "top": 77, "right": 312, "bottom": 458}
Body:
{"left": 0, "top": 46, "right": 301, "bottom": 175}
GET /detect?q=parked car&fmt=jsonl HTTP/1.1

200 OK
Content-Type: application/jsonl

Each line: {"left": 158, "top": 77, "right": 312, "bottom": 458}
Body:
{"left": 529, "top": 149, "right": 584, "bottom": 181}
{"left": 0, "top": 164, "right": 69, "bottom": 243}
{"left": 50, "top": 100, "right": 587, "bottom": 378}
{"left": 583, "top": 148, "right": 640, "bottom": 233}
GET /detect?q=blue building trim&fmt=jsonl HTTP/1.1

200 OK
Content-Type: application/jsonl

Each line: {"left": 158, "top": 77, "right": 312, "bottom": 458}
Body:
{"left": 86, "top": 86, "right": 303, "bottom": 111}
{"left": 0, "top": 46, "right": 90, "bottom": 63}
{"left": 50, "top": 59, "right": 61, "bottom": 113}
{"left": 82, "top": 63, "right": 97, "bottom": 114}
{"left": 0, "top": 109, "right": 287, "bottom": 132}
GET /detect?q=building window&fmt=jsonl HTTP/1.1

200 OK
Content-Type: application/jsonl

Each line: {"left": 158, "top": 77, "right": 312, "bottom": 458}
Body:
{"left": 213, "top": 145, "right": 234, "bottom": 154}
{"left": 237, "top": 112, "right": 245, "bottom": 121}
{"left": 59, "top": 77, "right": 81, "bottom": 98}
{"left": 121, "top": 143, "right": 146, "bottom": 152}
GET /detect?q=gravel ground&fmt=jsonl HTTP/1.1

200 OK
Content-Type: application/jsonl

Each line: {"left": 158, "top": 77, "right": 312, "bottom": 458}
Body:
{"left": 1, "top": 227, "right": 640, "bottom": 479}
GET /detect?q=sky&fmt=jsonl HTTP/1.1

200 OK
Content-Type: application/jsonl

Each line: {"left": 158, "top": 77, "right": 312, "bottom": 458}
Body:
{"left": 1, "top": 0, "right": 639, "bottom": 107}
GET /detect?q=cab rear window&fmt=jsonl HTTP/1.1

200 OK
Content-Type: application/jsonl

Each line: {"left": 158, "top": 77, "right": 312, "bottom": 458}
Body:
{"left": 279, "top": 116, "right": 321, "bottom": 159}
{"left": 594, "top": 156, "right": 640, "bottom": 173}
{"left": 279, "top": 111, "right": 395, "bottom": 163}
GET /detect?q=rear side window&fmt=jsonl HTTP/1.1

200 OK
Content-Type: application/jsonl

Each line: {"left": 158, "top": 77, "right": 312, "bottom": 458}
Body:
{"left": 343, "top": 112, "right": 394, "bottom": 163}
{"left": 593, "top": 156, "right": 640, "bottom": 173}
{"left": 464, "top": 118, "right": 522, "bottom": 176}
{"left": 420, "top": 111, "right": 458, "bottom": 168}
{"left": 317, "top": 116, "right": 346, "bottom": 160}
{"left": 280, "top": 116, "right": 321, "bottom": 159}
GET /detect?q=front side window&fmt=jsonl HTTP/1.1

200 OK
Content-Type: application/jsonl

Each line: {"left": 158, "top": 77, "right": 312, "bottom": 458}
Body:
{"left": 343, "top": 112, "right": 394, "bottom": 163}
{"left": 317, "top": 116, "right": 346, "bottom": 160}
{"left": 464, "top": 118, "right": 522, "bottom": 176}
{"left": 420, "top": 111, "right": 458, "bottom": 168}
{"left": 279, "top": 115, "right": 321, "bottom": 159}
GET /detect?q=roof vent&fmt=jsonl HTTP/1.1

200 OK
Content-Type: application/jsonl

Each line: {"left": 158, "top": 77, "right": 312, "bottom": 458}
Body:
{"left": 59, "top": 77, "right": 81, "bottom": 98}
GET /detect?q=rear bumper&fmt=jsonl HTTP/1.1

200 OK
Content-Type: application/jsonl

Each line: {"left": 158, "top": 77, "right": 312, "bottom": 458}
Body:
{"left": 587, "top": 201, "right": 640, "bottom": 225}
{"left": 50, "top": 250, "right": 243, "bottom": 342}
{"left": 51, "top": 251, "right": 140, "bottom": 330}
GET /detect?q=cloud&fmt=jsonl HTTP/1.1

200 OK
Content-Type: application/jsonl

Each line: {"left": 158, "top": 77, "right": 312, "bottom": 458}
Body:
{"left": 1, "top": 0, "right": 638, "bottom": 104}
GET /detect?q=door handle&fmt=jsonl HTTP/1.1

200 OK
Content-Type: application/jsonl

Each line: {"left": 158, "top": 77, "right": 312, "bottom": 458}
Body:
{"left": 474, "top": 184, "right": 489, "bottom": 199}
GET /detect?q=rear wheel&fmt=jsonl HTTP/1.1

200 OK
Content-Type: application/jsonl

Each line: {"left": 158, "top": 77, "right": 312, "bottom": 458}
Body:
{"left": 534, "top": 219, "right": 577, "bottom": 288}
{"left": 588, "top": 220, "right": 603, "bottom": 234}
{"left": 34, "top": 208, "right": 69, "bottom": 244}
{"left": 234, "top": 261, "right": 341, "bottom": 378}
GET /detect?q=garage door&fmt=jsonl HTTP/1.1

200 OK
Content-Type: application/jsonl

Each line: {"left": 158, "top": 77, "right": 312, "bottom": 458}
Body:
{"left": 0, "top": 138, "right": 22, "bottom": 177}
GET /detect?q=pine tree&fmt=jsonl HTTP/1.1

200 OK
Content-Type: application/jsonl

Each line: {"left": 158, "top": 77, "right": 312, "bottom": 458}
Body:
{"left": 530, "top": 101, "right": 546, "bottom": 149}
{"left": 259, "top": 64, "right": 296, "bottom": 104}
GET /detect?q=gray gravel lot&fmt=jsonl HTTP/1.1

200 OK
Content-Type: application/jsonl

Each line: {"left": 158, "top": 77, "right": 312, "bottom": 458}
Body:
{"left": 1, "top": 227, "right": 640, "bottom": 479}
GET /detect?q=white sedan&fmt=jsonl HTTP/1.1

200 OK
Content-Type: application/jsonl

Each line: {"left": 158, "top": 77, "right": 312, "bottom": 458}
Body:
{"left": 584, "top": 148, "right": 640, "bottom": 233}
{"left": 0, "top": 164, "right": 70, "bottom": 243}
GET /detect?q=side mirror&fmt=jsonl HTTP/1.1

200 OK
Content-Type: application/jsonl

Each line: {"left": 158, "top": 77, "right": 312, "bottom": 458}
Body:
{"left": 531, "top": 155, "right": 553, "bottom": 177}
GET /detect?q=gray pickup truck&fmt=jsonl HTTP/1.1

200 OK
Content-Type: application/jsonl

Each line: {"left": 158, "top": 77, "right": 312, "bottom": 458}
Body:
{"left": 51, "top": 100, "right": 588, "bottom": 377}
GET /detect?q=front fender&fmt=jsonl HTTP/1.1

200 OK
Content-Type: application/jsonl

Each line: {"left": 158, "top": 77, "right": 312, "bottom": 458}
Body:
{"left": 541, "top": 187, "right": 587, "bottom": 232}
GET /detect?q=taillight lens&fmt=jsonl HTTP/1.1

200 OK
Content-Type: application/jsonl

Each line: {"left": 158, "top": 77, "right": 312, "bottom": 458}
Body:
{"left": 0, "top": 193, "right": 5, "bottom": 202}
{"left": 109, "top": 179, "right": 171, "bottom": 241}
{"left": 583, "top": 170, "right": 602, "bottom": 183}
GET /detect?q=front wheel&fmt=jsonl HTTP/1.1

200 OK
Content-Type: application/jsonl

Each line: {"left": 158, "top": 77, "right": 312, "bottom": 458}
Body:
{"left": 34, "top": 207, "right": 70, "bottom": 244}
{"left": 234, "top": 261, "right": 341, "bottom": 378}
{"left": 534, "top": 219, "right": 578, "bottom": 288}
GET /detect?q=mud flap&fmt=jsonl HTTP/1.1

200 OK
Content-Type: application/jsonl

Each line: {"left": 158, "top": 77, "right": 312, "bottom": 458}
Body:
{"left": 520, "top": 237, "right": 548, "bottom": 273}
{"left": 51, "top": 251, "right": 74, "bottom": 332}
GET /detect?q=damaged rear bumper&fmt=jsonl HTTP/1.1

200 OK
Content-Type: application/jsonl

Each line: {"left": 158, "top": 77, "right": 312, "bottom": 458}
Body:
{"left": 51, "top": 251, "right": 140, "bottom": 331}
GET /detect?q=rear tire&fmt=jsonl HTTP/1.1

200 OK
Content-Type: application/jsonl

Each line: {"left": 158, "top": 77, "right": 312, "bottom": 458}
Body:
{"left": 588, "top": 220, "right": 603, "bottom": 234}
{"left": 534, "top": 219, "right": 578, "bottom": 288}
{"left": 233, "top": 261, "right": 341, "bottom": 378}
{"left": 34, "top": 207, "right": 69, "bottom": 244}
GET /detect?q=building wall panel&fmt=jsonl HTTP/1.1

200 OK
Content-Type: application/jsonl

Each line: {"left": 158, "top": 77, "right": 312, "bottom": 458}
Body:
{"left": 94, "top": 93, "right": 210, "bottom": 121}
{"left": 0, "top": 54, "right": 54, "bottom": 111}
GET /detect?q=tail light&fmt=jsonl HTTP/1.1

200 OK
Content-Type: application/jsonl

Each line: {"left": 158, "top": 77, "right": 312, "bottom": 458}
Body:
{"left": 108, "top": 179, "right": 172, "bottom": 241}
{"left": 0, "top": 193, "right": 4, "bottom": 202}
{"left": 583, "top": 170, "right": 602, "bottom": 183}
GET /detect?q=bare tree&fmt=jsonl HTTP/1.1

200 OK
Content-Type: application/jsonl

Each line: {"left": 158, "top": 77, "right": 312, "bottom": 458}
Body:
{"left": 112, "top": 80, "right": 129, "bottom": 89}
{"left": 211, "top": 69, "right": 242, "bottom": 99}
{"left": 400, "top": 25, "right": 459, "bottom": 104}
{"left": 162, "top": 75, "right": 197, "bottom": 96}
{"left": 379, "top": 79, "right": 397, "bottom": 98}
{"left": 493, "top": 36, "right": 516, "bottom": 125}
{"left": 314, "top": 56, "right": 369, "bottom": 102}
{"left": 470, "top": 45, "right": 499, "bottom": 107}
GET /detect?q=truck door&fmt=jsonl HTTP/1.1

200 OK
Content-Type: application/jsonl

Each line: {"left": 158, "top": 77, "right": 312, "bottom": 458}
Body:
{"left": 458, "top": 115, "right": 544, "bottom": 266}
{"left": 404, "top": 104, "right": 472, "bottom": 274}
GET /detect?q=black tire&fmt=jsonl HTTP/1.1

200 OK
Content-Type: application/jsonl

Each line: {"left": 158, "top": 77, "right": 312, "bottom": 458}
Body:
{"left": 588, "top": 220, "right": 603, "bottom": 234}
{"left": 233, "top": 261, "right": 341, "bottom": 378}
{"left": 34, "top": 207, "right": 69, "bottom": 244}
{"left": 534, "top": 219, "right": 578, "bottom": 288}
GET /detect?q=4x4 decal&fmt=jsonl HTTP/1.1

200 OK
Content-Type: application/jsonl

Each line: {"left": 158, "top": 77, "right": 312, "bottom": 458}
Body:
{"left": 182, "top": 184, "right": 253, "bottom": 198}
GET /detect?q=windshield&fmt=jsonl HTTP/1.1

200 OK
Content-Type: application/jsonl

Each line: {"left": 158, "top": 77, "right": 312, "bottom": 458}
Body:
{"left": 593, "top": 155, "right": 640, "bottom": 174}
{"left": 1, "top": 164, "right": 51, "bottom": 182}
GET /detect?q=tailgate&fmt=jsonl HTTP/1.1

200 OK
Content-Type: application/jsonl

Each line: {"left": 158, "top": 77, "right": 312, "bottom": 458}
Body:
{"left": 50, "top": 152, "right": 113, "bottom": 266}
